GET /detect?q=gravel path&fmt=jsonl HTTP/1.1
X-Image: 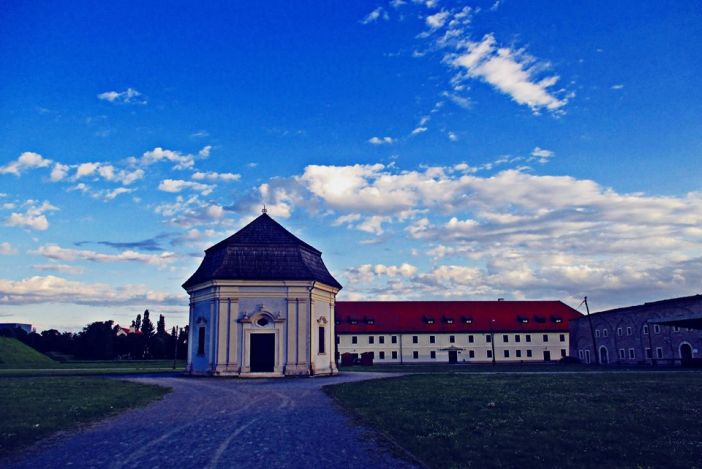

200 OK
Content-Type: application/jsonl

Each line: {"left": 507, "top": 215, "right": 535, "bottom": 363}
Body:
{"left": 7, "top": 372, "right": 416, "bottom": 469}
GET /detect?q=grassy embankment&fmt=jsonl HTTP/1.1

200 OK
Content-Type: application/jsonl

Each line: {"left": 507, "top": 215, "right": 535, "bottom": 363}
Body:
{"left": 0, "top": 337, "right": 185, "bottom": 376}
{"left": 325, "top": 372, "right": 702, "bottom": 468}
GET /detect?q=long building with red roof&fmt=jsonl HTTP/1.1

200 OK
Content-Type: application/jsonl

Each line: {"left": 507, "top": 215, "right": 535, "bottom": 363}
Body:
{"left": 335, "top": 300, "right": 582, "bottom": 364}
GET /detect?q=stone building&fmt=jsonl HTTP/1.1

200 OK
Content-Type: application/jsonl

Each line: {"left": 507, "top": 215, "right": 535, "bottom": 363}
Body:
{"left": 183, "top": 211, "right": 342, "bottom": 377}
{"left": 569, "top": 294, "right": 702, "bottom": 365}
{"left": 336, "top": 301, "right": 581, "bottom": 364}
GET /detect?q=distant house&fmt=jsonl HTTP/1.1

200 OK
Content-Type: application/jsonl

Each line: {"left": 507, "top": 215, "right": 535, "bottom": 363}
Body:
{"left": 114, "top": 326, "right": 130, "bottom": 337}
{"left": 569, "top": 294, "right": 702, "bottom": 366}
{"left": 0, "top": 323, "right": 33, "bottom": 334}
{"left": 336, "top": 301, "right": 582, "bottom": 364}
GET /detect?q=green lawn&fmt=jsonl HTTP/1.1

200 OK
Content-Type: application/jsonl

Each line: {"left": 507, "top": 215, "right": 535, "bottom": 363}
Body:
{"left": 0, "top": 360, "right": 187, "bottom": 377}
{"left": 0, "top": 377, "right": 170, "bottom": 458}
{"left": 325, "top": 372, "right": 702, "bottom": 468}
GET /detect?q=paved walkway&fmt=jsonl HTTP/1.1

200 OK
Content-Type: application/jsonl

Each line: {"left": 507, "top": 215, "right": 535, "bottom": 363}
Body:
{"left": 8, "top": 373, "right": 416, "bottom": 469}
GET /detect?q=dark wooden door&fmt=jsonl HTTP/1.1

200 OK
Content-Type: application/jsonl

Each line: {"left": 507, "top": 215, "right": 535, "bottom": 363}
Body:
{"left": 448, "top": 351, "right": 458, "bottom": 364}
{"left": 543, "top": 350, "right": 551, "bottom": 362}
{"left": 250, "top": 333, "right": 275, "bottom": 372}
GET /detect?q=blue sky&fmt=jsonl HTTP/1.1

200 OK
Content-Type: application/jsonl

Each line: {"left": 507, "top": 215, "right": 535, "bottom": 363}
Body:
{"left": 1, "top": 0, "right": 701, "bottom": 331}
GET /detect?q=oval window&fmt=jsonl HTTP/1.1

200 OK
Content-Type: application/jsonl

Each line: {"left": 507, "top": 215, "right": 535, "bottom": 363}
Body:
{"left": 257, "top": 317, "right": 269, "bottom": 327}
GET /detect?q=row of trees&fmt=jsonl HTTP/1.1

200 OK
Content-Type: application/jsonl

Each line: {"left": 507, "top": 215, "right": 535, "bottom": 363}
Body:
{"left": 0, "top": 310, "right": 188, "bottom": 360}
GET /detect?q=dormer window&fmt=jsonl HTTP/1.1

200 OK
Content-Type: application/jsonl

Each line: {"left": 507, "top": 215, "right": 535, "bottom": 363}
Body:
{"left": 365, "top": 318, "right": 375, "bottom": 325}
{"left": 348, "top": 317, "right": 358, "bottom": 325}
{"left": 517, "top": 315, "right": 529, "bottom": 324}
{"left": 551, "top": 316, "right": 563, "bottom": 323}
{"left": 462, "top": 316, "right": 473, "bottom": 324}
{"left": 424, "top": 316, "right": 435, "bottom": 324}
{"left": 443, "top": 317, "right": 454, "bottom": 324}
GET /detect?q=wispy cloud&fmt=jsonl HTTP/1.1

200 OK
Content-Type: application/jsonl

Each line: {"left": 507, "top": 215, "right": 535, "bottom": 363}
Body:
{"left": 361, "top": 6, "right": 389, "bottom": 24}
{"left": 0, "top": 242, "right": 16, "bottom": 255}
{"left": 191, "top": 171, "right": 240, "bottom": 182}
{"left": 368, "top": 136, "right": 395, "bottom": 145}
{"left": 158, "top": 179, "right": 215, "bottom": 195}
{"left": 33, "top": 244, "right": 176, "bottom": 267}
{"left": 97, "top": 88, "right": 147, "bottom": 105}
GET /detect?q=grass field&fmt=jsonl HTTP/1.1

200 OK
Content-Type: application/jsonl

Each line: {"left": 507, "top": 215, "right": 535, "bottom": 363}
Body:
{"left": 0, "top": 377, "right": 170, "bottom": 458}
{"left": 325, "top": 372, "right": 702, "bottom": 468}
{"left": 338, "top": 362, "right": 672, "bottom": 373}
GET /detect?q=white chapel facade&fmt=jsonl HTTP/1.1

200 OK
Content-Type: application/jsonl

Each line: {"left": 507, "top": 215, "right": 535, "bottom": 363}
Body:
{"left": 183, "top": 211, "right": 342, "bottom": 377}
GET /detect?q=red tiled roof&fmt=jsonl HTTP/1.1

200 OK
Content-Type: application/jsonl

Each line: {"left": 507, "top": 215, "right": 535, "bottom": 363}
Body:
{"left": 335, "top": 301, "right": 582, "bottom": 333}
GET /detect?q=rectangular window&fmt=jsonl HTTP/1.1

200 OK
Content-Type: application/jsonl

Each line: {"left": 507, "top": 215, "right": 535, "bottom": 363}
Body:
{"left": 673, "top": 326, "right": 680, "bottom": 332}
{"left": 584, "top": 350, "right": 591, "bottom": 364}
{"left": 645, "top": 348, "right": 652, "bottom": 359}
{"left": 197, "top": 327, "right": 205, "bottom": 355}
{"left": 468, "top": 335, "right": 474, "bottom": 343}
{"left": 352, "top": 336, "right": 357, "bottom": 344}
{"left": 619, "top": 349, "right": 625, "bottom": 359}
{"left": 504, "top": 350, "right": 510, "bottom": 358}
{"left": 391, "top": 335, "right": 397, "bottom": 344}
{"left": 628, "top": 348, "right": 635, "bottom": 359}
{"left": 503, "top": 334, "right": 509, "bottom": 343}
{"left": 430, "top": 336, "right": 436, "bottom": 344}
{"left": 560, "top": 349, "right": 566, "bottom": 358}
{"left": 515, "top": 334, "right": 521, "bottom": 343}
{"left": 626, "top": 327, "right": 632, "bottom": 336}
{"left": 654, "top": 325, "right": 661, "bottom": 334}
{"left": 430, "top": 351, "right": 436, "bottom": 359}
{"left": 643, "top": 325, "right": 649, "bottom": 335}
{"left": 559, "top": 334, "right": 565, "bottom": 342}
{"left": 603, "top": 329, "right": 608, "bottom": 337}
{"left": 527, "top": 350, "right": 532, "bottom": 358}
{"left": 319, "top": 327, "right": 326, "bottom": 354}
{"left": 578, "top": 350, "right": 584, "bottom": 360}
{"left": 486, "top": 334, "right": 492, "bottom": 343}
{"left": 449, "top": 335, "right": 455, "bottom": 343}
{"left": 617, "top": 327, "right": 623, "bottom": 336}
{"left": 656, "top": 347, "right": 663, "bottom": 359}
{"left": 392, "top": 351, "right": 398, "bottom": 359}
{"left": 412, "top": 335, "right": 418, "bottom": 344}
{"left": 526, "top": 334, "right": 532, "bottom": 343}
{"left": 487, "top": 350, "right": 493, "bottom": 358}
{"left": 595, "top": 329, "right": 601, "bottom": 338}
{"left": 413, "top": 351, "right": 419, "bottom": 359}
{"left": 516, "top": 350, "right": 522, "bottom": 358}
{"left": 469, "top": 350, "right": 475, "bottom": 358}
{"left": 368, "top": 336, "right": 374, "bottom": 344}
{"left": 543, "top": 334, "right": 549, "bottom": 342}
{"left": 379, "top": 336, "right": 385, "bottom": 344}
{"left": 379, "top": 351, "right": 385, "bottom": 360}
{"left": 369, "top": 351, "right": 374, "bottom": 359}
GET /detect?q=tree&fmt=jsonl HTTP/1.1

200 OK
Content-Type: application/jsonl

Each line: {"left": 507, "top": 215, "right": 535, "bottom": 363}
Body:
{"left": 134, "top": 314, "right": 142, "bottom": 331}
{"left": 157, "top": 314, "right": 166, "bottom": 336}
{"left": 140, "top": 310, "right": 154, "bottom": 337}
{"left": 74, "top": 321, "right": 115, "bottom": 359}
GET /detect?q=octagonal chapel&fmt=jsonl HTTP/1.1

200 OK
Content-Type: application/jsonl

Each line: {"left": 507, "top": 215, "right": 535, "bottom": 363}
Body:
{"left": 183, "top": 211, "right": 342, "bottom": 377}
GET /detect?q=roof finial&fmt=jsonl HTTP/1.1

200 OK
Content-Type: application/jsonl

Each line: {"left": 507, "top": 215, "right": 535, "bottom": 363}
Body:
{"left": 262, "top": 204, "right": 267, "bottom": 214}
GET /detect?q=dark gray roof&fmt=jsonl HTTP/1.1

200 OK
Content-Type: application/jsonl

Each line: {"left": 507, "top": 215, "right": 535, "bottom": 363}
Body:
{"left": 182, "top": 213, "right": 342, "bottom": 290}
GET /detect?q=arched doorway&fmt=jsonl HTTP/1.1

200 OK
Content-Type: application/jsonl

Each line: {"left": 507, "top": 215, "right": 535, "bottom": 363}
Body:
{"left": 599, "top": 346, "right": 609, "bottom": 365}
{"left": 680, "top": 343, "right": 693, "bottom": 367}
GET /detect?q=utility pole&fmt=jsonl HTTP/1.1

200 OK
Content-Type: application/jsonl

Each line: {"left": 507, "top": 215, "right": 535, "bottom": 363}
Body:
{"left": 173, "top": 325, "right": 179, "bottom": 370}
{"left": 584, "top": 296, "right": 599, "bottom": 365}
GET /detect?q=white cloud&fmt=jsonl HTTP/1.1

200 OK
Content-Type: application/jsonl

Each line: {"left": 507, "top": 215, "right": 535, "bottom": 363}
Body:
{"left": 611, "top": 84, "right": 624, "bottom": 90}
{"left": 448, "top": 131, "right": 458, "bottom": 141}
{"left": 451, "top": 34, "right": 568, "bottom": 114}
{"left": 132, "top": 146, "right": 209, "bottom": 170}
{"left": 5, "top": 200, "right": 58, "bottom": 231}
{"left": 50, "top": 163, "right": 69, "bottom": 182}
{"left": 531, "top": 146, "right": 555, "bottom": 163}
{"left": 426, "top": 10, "right": 449, "bottom": 29}
{"left": 70, "top": 162, "right": 144, "bottom": 185}
{"left": 361, "top": 7, "right": 389, "bottom": 24}
{"left": 0, "top": 242, "right": 16, "bottom": 255}
{"left": 154, "top": 195, "right": 228, "bottom": 227}
{"left": 368, "top": 136, "right": 395, "bottom": 145}
{"left": 97, "top": 88, "right": 146, "bottom": 105}
{"left": 104, "top": 187, "right": 134, "bottom": 201}
{"left": 0, "top": 275, "right": 182, "bottom": 306}
{"left": 411, "top": 126, "right": 428, "bottom": 135}
{"left": 191, "top": 171, "right": 240, "bottom": 182}
{"left": 158, "top": 179, "right": 215, "bottom": 195}
{"left": 33, "top": 244, "right": 176, "bottom": 267}
{"left": 0, "top": 152, "right": 52, "bottom": 176}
